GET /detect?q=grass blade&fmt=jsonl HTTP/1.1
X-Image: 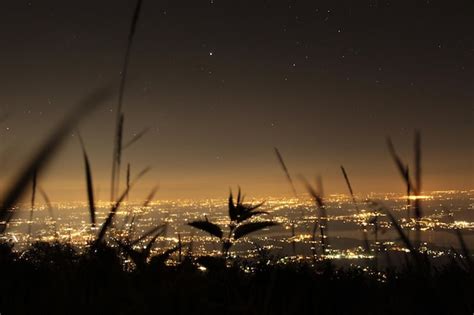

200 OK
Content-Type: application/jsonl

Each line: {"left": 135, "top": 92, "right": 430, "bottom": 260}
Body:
{"left": 455, "top": 228, "right": 473, "bottom": 272}
{"left": 386, "top": 137, "right": 417, "bottom": 195}
{"left": 111, "top": 114, "right": 125, "bottom": 201}
{"left": 291, "top": 223, "right": 296, "bottom": 256}
{"left": 151, "top": 245, "right": 182, "bottom": 266}
{"left": 386, "top": 211, "right": 415, "bottom": 253}
{"left": 111, "top": 0, "right": 144, "bottom": 202}
{"left": 27, "top": 169, "right": 37, "bottom": 237}
{"left": 340, "top": 166, "right": 358, "bottom": 211}
{"left": 143, "top": 185, "right": 159, "bottom": 207}
{"left": 188, "top": 220, "right": 223, "bottom": 239}
{"left": 78, "top": 133, "right": 96, "bottom": 228}
{"left": 96, "top": 188, "right": 130, "bottom": 245}
{"left": 123, "top": 127, "right": 150, "bottom": 150}
{"left": 300, "top": 175, "right": 328, "bottom": 255}
{"left": 340, "top": 165, "right": 370, "bottom": 253}
{"left": 96, "top": 166, "right": 150, "bottom": 244}
{"left": 233, "top": 222, "right": 277, "bottom": 240}
{"left": 274, "top": 147, "right": 297, "bottom": 197}
{"left": 38, "top": 187, "right": 58, "bottom": 237}
{"left": 126, "top": 163, "right": 130, "bottom": 201}
{"left": 130, "top": 224, "right": 166, "bottom": 246}
{"left": 413, "top": 131, "right": 423, "bottom": 248}
{"left": 178, "top": 233, "right": 182, "bottom": 262}
{"left": 414, "top": 130, "right": 421, "bottom": 193}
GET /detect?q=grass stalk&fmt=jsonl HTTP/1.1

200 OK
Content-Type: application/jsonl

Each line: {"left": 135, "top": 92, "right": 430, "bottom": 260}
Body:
{"left": 274, "top": 147, "right": 297, "bottom": 197}
{"left": 27, "top": 170, "right": 37, "bottom": 238}
{"left": 111, "top": 0, "right": 144, "bottom": 202}
{"left": 340, "top": 165, "right": 370, "bottom": 253}
{"left": 78, "top": 133, "right": 96, "bottom": 228}
{"left": 38, "top": 187, "right": 58, "bottom": 238}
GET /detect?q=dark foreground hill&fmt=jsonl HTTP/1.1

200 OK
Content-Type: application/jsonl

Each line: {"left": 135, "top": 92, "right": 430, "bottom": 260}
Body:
{"left": 0, "top": 241, "right": 472, "bottom": 315}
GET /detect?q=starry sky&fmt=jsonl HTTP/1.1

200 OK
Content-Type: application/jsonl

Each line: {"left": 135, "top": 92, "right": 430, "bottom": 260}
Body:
{"left": 0, "top": 0, "right": 472, "bottom": 201}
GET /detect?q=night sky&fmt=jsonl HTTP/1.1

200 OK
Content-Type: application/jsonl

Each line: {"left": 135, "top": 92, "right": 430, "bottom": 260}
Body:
{"left": 0, "top": 0, "right": 472, "bottom": 201}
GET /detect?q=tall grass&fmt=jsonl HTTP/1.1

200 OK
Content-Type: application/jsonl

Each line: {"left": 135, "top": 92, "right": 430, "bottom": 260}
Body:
{"left": 455, "top": 228, "right": 474, "bottom": 272}
{"left": 291, "top": 223, "right": 296, "bottom": 256}
{"left": 124, "top": 185, "right": 159, "bottom": 238}
{"left": 387, "top": 131, "right": 423, "bottom": 248}
{"left": 274, "top": 147, "right": 297, "bottom": 197}
{"left": 123, "top": 127, "right": 150, "bottom": 150}
{"left": 96, "top": 167, "right": 150, "bottom": 246}
{"left": 27, "top": 169, "right": 37, "bottom": 238}
{"left": 78, "top": 133, "right": 96, "bottom": 228}
{"left": 188, "top": 189, "right": 277, "bottom": 257}
{"left": 0, "top": 15, "right": 470, "bottom": 307}
{"left": 110, "top": 0, "right": 144, "bottom": 202}
{"left": 300, "top": 176, "right": 328, "bottom": 257}
{"left": 340, "top": 165, "right": 370, "bottom": 253}
{"left": 406, "top": 165, "right": 411, "bottom": 239}
{"left": 0, "top": 117, "right": 472, "bottom": 315}
{"left": 0, "top": 87, "right": 110, "bottom": 233}
{"left": 126, "top": 163, "right": 131, "bottom": 201}
{"left": 413, "top": 130, "right": 422, "bottom": 248}
{"left": 113, "top": 113, "right": 125, "bottom": 200}
{"left": 143, "top": 185, "right": 159, "bottom": 207}
{"left": 38, "top": 187, "right": 58, "bottom": 237}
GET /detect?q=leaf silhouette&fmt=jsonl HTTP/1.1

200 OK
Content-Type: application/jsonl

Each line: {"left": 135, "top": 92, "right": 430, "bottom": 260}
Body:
{"left": 233, "top": 221, "right": 277, "bottom": 240}
{"left": 111, "top": 0, "right": 144, "bottom": 202}
{"left": 229, "top": 188, "right": 266, "bottom": 223}
{"left": 386, "top": 137, "right": 417, "bottom": 195}
{"left": 455, "top": 228, "right": 473, "bottom": 272}
{"left": 130, "top": 224, "right": 167, "bottom": 246}
{"left": 385, "top": 211, "right": 415, "bottom": 253}
{"left": 228, "top": 191, "right": 238, "bottom": 221}
{"left": 123, "top": 127, "right": 150, "bottom": 150}
{"left": 95, "top": 188, "right": 129, "bottom": 245}
{"left": 115, "top": 239, "right": 145, "bottom": 267}
{"left": 188, "top": 220, "right": 223, "bottom": 239}
{"left": 150, "top": 244, "right": 182, "bottom": 266}
{"left": 299, "top": 175, "right": 324, "bottom": 209}
{"left": 78, "top": 133, "right": 96, "bottom": 227}
{"left": 274, "top": 147, "right": 297, "bottom": 197}
{"left": 143, "top": 232, "right": 163, "bottom": 259}
{"left": 95, "top": 167, "right": 150, "bottom": 244}
{"left": 142, "top": 185, "right": 159, "bottom": 207}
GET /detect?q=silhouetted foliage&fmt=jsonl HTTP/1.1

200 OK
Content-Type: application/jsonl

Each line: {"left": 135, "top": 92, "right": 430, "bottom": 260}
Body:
{"left": 0, "top": 241, "right": 472, "bottom": 315}
{"left": 188, "top": 188, "right": 277, "bottom": 257}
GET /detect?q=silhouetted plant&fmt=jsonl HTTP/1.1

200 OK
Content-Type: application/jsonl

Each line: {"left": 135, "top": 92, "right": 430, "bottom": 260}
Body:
{"left": 274, "top": 147, "right": 297, "bottom": 197}
{"left": 38, "top": 187, "right": 58, "bottom": 238}
{"left": 0, "top": 87, "right": 110, "bottom": 233}
{"left": 386, "top": 131, "right": 423, "bottom": 248}
{"left": 93, "top": 167, "right": 150, "bottom": 248}
{"left": 300, "top": 176, "right": 329, "bottom": 257}
{"left": 27, "top": 169, "right": 37, "bottom": 238}
{"left": 78, "top": 133, "right": 96, "bottom": 229}
{"left": 115, "top": 223, "right": 180, "bottom": 269}
{"left": 455, "top": 228, "right": 474, "bottom": 273}
{"left": 110, "top": 0, "right": 144, "bottom": 201}
{"left": 188, "top": 188, "right": 277, "bottom": 257}
{"left": 340, "top": 165, "right": 370, "bottom": 253}
{"left": 21, "top": 241, "right": 78, "bottom": 268}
